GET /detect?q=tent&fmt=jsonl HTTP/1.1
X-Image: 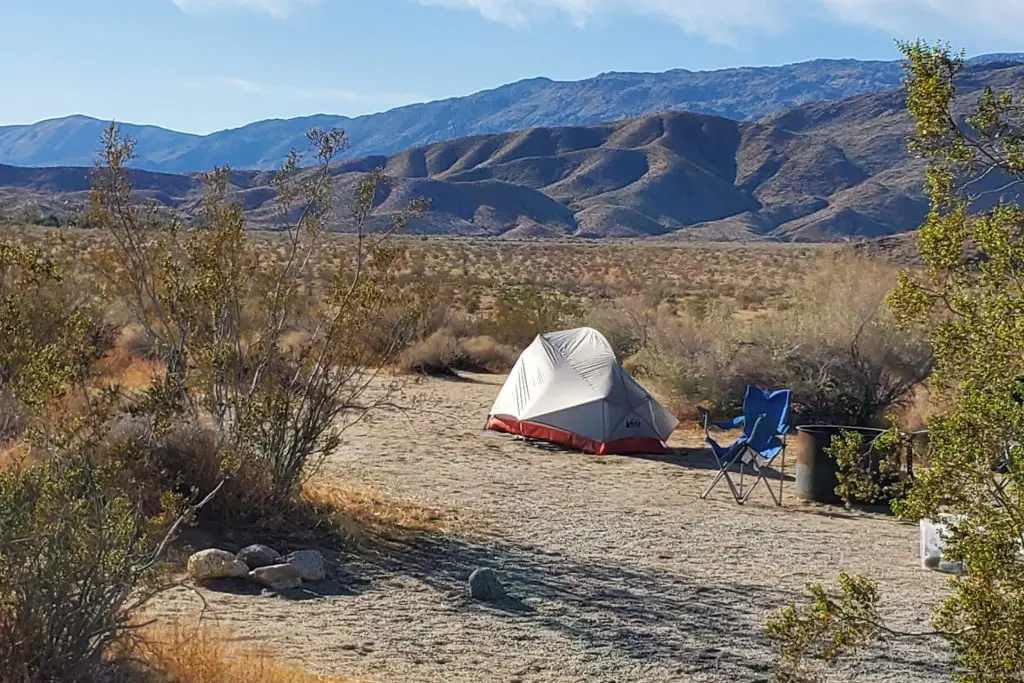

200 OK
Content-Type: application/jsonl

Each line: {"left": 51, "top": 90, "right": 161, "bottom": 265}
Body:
{"left": 486, "top": 327, "right": 679, "bottom": 455}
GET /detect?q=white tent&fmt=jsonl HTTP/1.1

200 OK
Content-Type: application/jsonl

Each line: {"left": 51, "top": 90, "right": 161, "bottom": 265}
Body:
{"left": 486, "top": 327, "right": 679, "bottom": 454}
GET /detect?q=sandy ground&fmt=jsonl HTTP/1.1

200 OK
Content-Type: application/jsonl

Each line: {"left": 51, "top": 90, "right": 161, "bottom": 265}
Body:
{"left": 153, "top": 373, "right": 954, "bottom": 682}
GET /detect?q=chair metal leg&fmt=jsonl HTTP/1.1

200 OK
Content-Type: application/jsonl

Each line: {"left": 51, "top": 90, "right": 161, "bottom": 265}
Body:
{"left": 741, "top": 458, "right": 749, "bottom": 501}
{"left": 701, "top": 449, "right": 745, "bottom": 503}
{"left": 741, "top": 458, "right": 780, "bottom": 506}
{"left": 778, "top": 444, "right": 786, "bottom": 506}
{"left": 737, "top": 452, "right": 786, "bottom": 506}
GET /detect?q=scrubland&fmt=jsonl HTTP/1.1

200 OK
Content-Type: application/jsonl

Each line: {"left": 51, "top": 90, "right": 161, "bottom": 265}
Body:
{"left": 0, "top": 128, "right": 935, "bottom": 683}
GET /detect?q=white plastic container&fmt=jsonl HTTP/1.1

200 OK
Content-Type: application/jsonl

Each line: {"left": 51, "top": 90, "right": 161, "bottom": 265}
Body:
{"left": 919, "top": 515, "right": 967, "bottom": 573}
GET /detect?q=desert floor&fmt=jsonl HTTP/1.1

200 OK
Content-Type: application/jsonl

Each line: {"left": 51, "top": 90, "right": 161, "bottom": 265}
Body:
{"left": 154, "top": 373, "right": 953, "bottom": 683}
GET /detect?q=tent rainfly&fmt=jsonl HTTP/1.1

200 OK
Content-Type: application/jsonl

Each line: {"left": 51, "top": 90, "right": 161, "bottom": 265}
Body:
{"left": 486, "top": 327, "right": 678, "bottom": 455}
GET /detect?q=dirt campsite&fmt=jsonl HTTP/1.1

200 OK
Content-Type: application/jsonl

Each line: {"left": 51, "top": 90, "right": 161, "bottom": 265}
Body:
{"left": 152, "top": 371, "right": 952, "bottom": 683}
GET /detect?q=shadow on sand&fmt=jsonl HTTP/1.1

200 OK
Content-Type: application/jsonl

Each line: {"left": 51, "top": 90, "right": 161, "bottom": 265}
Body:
{"left": 311, "top": 530, "right": 947, "bottom": 682}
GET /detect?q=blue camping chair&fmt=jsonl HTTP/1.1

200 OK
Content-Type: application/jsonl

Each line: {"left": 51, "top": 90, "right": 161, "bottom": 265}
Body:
{"left": 698, "top": 386, "right": 792, "bottom": 506}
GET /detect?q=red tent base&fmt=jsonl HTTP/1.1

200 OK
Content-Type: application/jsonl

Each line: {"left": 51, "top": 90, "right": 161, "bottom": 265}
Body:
{"left": 487, "top": 416, "right": 670, "bottom": 455}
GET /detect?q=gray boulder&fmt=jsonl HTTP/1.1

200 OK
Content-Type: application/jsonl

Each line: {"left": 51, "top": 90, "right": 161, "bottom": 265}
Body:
{"left": 249, "top": 563, "right": 302, "bottom": 591}
{"left": 285, "top": 549, "right": 326, "bottom": 581}
{"left": 237, "top": 544, "right": 282, "bottom": 569}
{"left": 187, "top": 549, "right": 249, "bottom": 581}
{"left": 468, "top": 567, "right": 505, "bottom": 601}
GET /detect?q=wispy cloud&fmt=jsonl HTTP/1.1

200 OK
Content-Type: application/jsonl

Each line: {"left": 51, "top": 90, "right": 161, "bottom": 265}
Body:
{"left": 184, "top": 76, "right": 425, "bottom": 108}
{"left": 820, "top": 0, "right": 1024, "bottom": 38}
{"left": 415, "top": 0, "right": 787, "bottom": 44}
{"left": 412, "top": 0, "right": 1024, "bottom": 43}
{"left": 170, "top": 0, "right": 316, "bottom": 18}
{"left": 170, "top": 0, "right": 1024, "bottom": 42}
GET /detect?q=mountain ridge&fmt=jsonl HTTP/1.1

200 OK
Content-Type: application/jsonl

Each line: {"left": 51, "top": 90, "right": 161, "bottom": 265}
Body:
{"left": 3, "top": 62, "right": 1022, "bottom": 243}
{"left": 6, "top": 53, "right": 1021, "bottom": 175}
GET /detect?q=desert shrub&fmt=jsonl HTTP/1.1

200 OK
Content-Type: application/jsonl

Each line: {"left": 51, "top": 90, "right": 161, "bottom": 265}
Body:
{"left": 460, "top": 335, "right": 517, "bottom": 372}
{"left": 827, "top": 423, "right": 912, "bottom": 508}
{"left": 84, "top": 125, "right": 428, "bottom": 514}
{"left": 0, "top": 454, "right": 164, "bottom": 683}
{"left": 768, "top": 41, "right": 1024, "bottom": 683}
{"left": 636, "top": 250, "right": 931, "bottom": 425}
{"left": 98, "top": 417, "right": 225, "bottom": 520}
{"left": 577, "top": 293, "right": 663, "bottom": 360}
{"left": 0, "top": 239, "right": 114, "bottom": 442}
{"left": 763, "top": 251, "right": 933, "bottom": 426}
{"left": 399, "top": 329, "right": 466, "bottom": 376}
{"left": 484, "top": 282, "right": 583, "bottom": 349}
{"left": 398, "top": 330, "right": 517, "bottom": 376}
{"left": 628, "top": 303, "right": 750, "bottom": 419}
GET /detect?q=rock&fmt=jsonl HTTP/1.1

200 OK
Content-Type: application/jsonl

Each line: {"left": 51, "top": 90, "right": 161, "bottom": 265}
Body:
{"left": 285, "top": 549, "right": 326, "bottom": 581}
{"left": 237, "top": 544, "right": 282, "bottom": 569}
{"left": 923, "top": 553, "right": 942, "bottom": 569}
{"left": 249, "top": 563, "right": 302, "bottom": 591}
{"left": 187, "top": 549, "right": 249, "bottom": 581}
{"left": 468, "top": 567, "right": 505, "bottom": 601}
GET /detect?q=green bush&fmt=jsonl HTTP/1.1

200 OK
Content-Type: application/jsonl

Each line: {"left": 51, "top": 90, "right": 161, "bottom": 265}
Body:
{"left": 0, "top": 455, "right": 161, "bottom": 683}
{"left": 85, "top": 125, "right": 428, "bottom": 511}
{"left": 484, "top": 282, "right": 583, "bottom": 350}
{"left": 826, "top": 425, "right": 911, "bottom": 508}
{"left": 767, "top": 41, "right": 1024, "bottom": 683}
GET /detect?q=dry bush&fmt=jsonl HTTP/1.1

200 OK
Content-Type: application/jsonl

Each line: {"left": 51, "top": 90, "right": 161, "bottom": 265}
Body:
{"left": 398, "top": 328, "right": 466, "bottom": 376}
{"left": 132, "top": 623, "right": 363, "bottom": 683}
{"left": 635, "top": 250, "right": 932, "bottom": 426}
{"left": 460, "top": 334, "right": 517, "bottom": 372}
{"left": 483, "top": 282, "right": 583, "bottom": 349}
{"left": 398, "top": 329, "right": 517, "bottom": 376}
{"left": 628, "top": 303, "right": 750, "bottom": 420}
{"left": 763, "top": 251, "right": 933, "bottom": 425}
{"left": 577, "top": 292, "right": 667, "bottom": 360}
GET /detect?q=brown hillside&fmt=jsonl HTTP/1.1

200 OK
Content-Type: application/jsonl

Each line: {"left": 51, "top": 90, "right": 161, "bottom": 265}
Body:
{"left": 3, "top": 63, "right": 1022, "bottom": 241}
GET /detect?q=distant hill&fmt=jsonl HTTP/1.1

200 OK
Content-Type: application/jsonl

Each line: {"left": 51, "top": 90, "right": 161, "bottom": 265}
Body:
{"left": 3, "top": 63, "right": 1022, "bottom": 242}
{"left": 0, "top": 57, "right": 924, "bottom": 173}
{"left": 5, "top": 54, "right": 1020, "bottom": 176}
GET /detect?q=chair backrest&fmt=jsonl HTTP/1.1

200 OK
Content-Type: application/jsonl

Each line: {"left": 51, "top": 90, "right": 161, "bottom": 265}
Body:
{"left": 742, "top": 386, "right": 791, "bottom": 457}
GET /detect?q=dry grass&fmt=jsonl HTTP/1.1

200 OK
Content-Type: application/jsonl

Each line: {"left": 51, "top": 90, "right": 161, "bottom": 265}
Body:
{"left": 133, "top": 623, "right": 366, "bottom": 683}
{"left": 0, "top": 442, "right": 29, "bottom": 470}
{"left": 95, "top": 324, "right": 166, "bottom": 389}
{"left": 301, "top": 481, "right": 465, "bottom": 540}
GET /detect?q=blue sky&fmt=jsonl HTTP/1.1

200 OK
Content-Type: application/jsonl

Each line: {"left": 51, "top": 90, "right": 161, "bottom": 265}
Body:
{"left": 2, "top": 0, "right": 1021, "bottom": 134}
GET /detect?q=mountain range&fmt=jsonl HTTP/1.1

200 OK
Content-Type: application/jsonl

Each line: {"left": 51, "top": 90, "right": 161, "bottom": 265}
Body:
{"left": 2, "top": 55, "right": 1022, "bottom": 242}
{"left": 4, "top": 54, "right": 1021, "bottom": 175}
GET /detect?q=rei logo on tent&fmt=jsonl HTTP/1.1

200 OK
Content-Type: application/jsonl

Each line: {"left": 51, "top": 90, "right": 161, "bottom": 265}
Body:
{"left": 486, "top": 327, "right": 679, "bottom": 455}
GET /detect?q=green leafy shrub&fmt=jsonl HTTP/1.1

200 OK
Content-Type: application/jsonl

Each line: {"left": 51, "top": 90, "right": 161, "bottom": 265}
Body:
{"left": 484, "top": 282, "right": 583, "bottom": 350}
{"left": 767, "top": 40, "right": 1024, "bottom": 683}
{"left": 0, "top": 450, "right": 167, "bottom": 683}
{"left": 826, "top": 425, "right": 911, "bottom": 508}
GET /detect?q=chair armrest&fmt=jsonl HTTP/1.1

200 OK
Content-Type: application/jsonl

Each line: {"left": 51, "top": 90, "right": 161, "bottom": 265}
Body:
{"left": 697, "top": 409, "right": 744, "bottom": 439}
{"left": 714, "top": 415, "right": 745, "bottom": 431}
